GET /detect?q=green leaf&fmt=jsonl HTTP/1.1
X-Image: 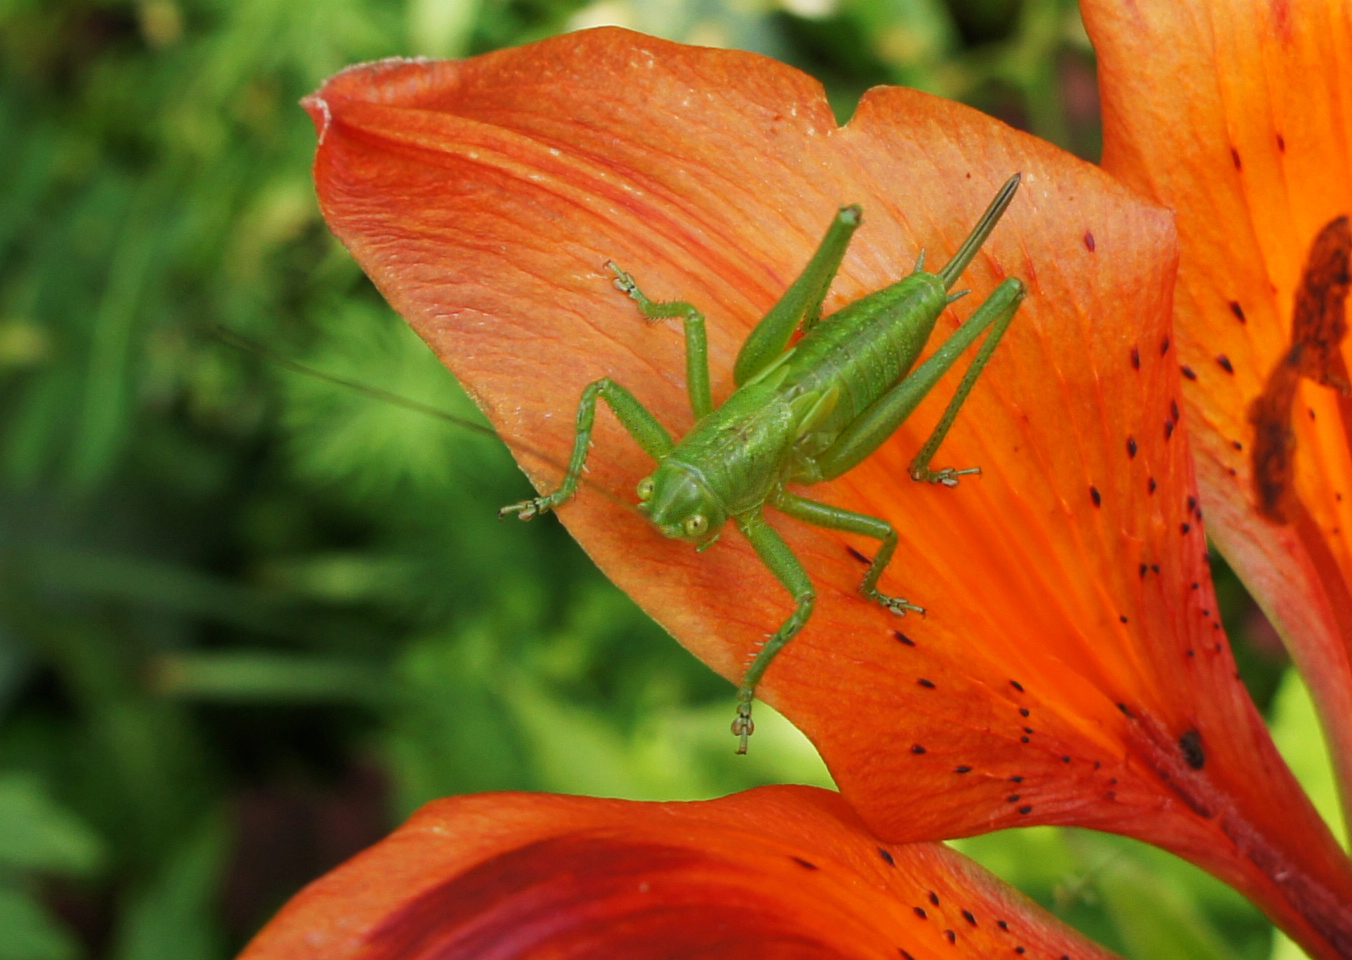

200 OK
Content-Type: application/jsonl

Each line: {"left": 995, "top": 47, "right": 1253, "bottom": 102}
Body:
{"left": 0, "top": 773, "right": 104, "bottom": 876}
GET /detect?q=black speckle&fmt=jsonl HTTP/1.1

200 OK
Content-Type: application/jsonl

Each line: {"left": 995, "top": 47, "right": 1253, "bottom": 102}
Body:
{"left": 1171, "top": 399, "right": 1181, "bottom": 422}
{"left": 901, "top": 951, "right": 916, "bottom": 960}
{"left": 879, "top": 847, "right": 895, "bottom": 866}
{"left": 1126, "top": 436, "right": 1137, "bottom": 458}
{"left": 1161, "top": 336, "right": 1171, "bottom": 356}
{"left": 1181, "top": 365, "right": 1197, "bottom": 381}
{"left": 1165, "top": 420, "right": 1175, "bottom": 439}
{"left": 1148, "top": 477, "right": 1157, "bottom": 494}
{"left": 954, "top": 765, "right": 972, "bottom": 774}
{"left": 914, "top": 907, "right": 928, "bottom": 920}
{"left": 911, "top": 744, "right": 927, "bottom": 754}
{"left": 1217, "top": 355, "right": 1234, "bottom": 374}
{"left": 1019, "top": 708, "right": 1030, "bottom": 717}
{"left": 895, "top": 631, "right": 916, "bottom": 647}
{"left": 1152, "top": 564, "right": 1160, "bottom": 574}
{"left": 1009, "top": 776, "right": 1023, "bottom": 783}
{"left": 1139, "top": 563, "right": 1148, "bottom": 578}
{"left": 1062, "top": 756, "right": 1072, "bottom": 763}
{"left": 1231, "top": 146, "right": 1242, "bottom": 169}
{"left": 1090, "top": 486, "right": 1102, "bottom": 507}
{"left": 928, "top": 891, "right": 940, "bottom": 907}
{"left": 1181, "top": 523, "right": 1191, "bottom": 534}
{"left": 1016, "top": 948, "right": 1027, "bottom": 956}
{"left": 792, "top": 856, "right": 818, "bottom": 870}
{"left": 944, "top": 930, "right": 957, "bottom": 945}
{"left": 1230, "top": 300, "right": 1247, "bottom": 323}
{"left": 1131, "top": 346, "right": 1140, "bottom": 370}
{"left": 1084, "top": 231, "right": 1096, "bottom": 252}
{"left": 918, "top": 678, "right": 936, "bottom": 689}
{"left": 846, "top": 545, "right": 869, "bottom": 564}
{"left": 963, "top": 910, "right": 977, "bottom": 926}
{"left": 1180, "top": 729, "right": 1206, "bottom": 769}
{"left": 1010, "top": 680, "right": 1024, "bottom": 693}
{"left": 1276, "top": 133, "right": 1286, "bottom": 152}
{"left": 998, "top": 921, "right": 1010, "bottom": 932}
{"left": 1007, "top": 794, "right": 1021, "bottom": 802}
{"left": 1187, "top": 495, "right": 1198, "bottom": 514}
{"left": 1020, "top": 736, "right": 1031, "bottom": 744}
{"left": 1117, "top": 702, "right": 1135, "bottom": 718}
{"left": 1018, "top": 805, "right": 1033, "bottom": 815}
{"left": 1023, "top": 727, "right": 1035, "bottom": 734}
{"left": 1119, "top": 615, "right": 1129, "bottom": 624}
{"left": 1232, "top": 439, "right": 1243, "bottom": 451}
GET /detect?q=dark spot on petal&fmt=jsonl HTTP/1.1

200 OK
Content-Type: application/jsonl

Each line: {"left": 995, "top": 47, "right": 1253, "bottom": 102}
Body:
{"left": 901, "top": 951, "right": 916, "bottom": 960}
{"left": 928, "top": 892, "right": 940, "bottom": 907}
{"left": 1084, "top": 231, "right": 1096, "bottom": 252}
{"left": 1010, "top": 680, "right": 1024, "bottom": 692}
{"left": 955, "top": 765, "right": 972, "bottom": 773}
{"left": 1127, "top": 436, "right": 1137, "bottom": 458}
{"left": 914, "top": 907, "right": 928, "bottom": 920}
{"left": 1180, "top": 729, "right": 1206, "bottom": 769}
{"left": 1009, "top": 776, "right": 1023, "bottom": 783}
{"left": 1181, "top": 523, "right": 1191, "bottom": 534}
{"left": 1161, "top": 336, "right": 1171, "bottom": 356}
{"left": 1131, "top": 346, "right": 1141, "bottom": 369}
{"left": 1117, "top": 702, "right": 1135, "bottom": 718}
{"left": 1231, "top": 146, "right": 1242, "bottom": 169}
{"left": 1276, "top": 133, "right": 1286, "bottom": 152}
{"left": 846, "top": 545, "right": 869, "bottom": 564}
{"left": 911, "top": 744, "right": 927, "bottom": 754}
{"left": 944, "top": 930, "right": 957, "bottom": 945}
{"left": 1181, "top": 365, "right": 1197, "bottom": 380}
{"left": 879, "top": 847, "right": 895, "bottom": 866}
{"left": 1020, "top": 736, "right": 1030, "bottom": 743}
{"left": 1119, "top": 615, "right": 1128, "bottom": 624}
{"left": 1171, "top": 399, "right": 1181, "bottom": 422}
{"left": 792, "top": 856, "right": 818, "bottom": 870}
{"left": 1217, "top": 355, "right": 1234, "bottom": 374}
{"left": 998, "top": 921, "right": 1009, "bottom": 931}
{"left": 1007, "top": 794, "right": 1021, "bottom": 802}
{"left": 1139, "top": 563, "right": 1148, "bottom": 578}
{"left": 1090, "top": 486, "right": 1101, "bottom": 507}
{"left": 963, "top": 910, "right": 977, "bottom": 926}
{"left": 1230, "top": 300, "right": 1247, "bottom": 323}
{"left": 918, "top": 678, "right": 936, "bottom": 689}
{"left": 1232, "top": 439, "right": 1243, "bottom": 450}
{"left": 1019, "top": 708, "right": 1030, "bottom": 717}
{"left": 895, "top": 631, "right": 915, "bottom": 647}
{"left": 1019, "top": 805, "right": 1033, "bottom": 814}
{"left": 1016, "top": 948, "right": 1027, "bottom": 956}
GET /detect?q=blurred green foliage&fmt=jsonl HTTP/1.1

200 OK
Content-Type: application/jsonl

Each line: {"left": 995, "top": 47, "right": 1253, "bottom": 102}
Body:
{"left": 0, "top": 0, "right": 1325, "bottom": 957}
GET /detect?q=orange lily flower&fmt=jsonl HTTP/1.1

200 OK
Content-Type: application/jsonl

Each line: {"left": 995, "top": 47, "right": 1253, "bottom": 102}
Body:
{"left": 1083, "top": 0, "right": 1352, "bottom": 836}
{"left": 242, "top": 786, "right": 1119, "bottom": 960}
{"left": 247, "top": 25, "right": 1352, "bottom": 959}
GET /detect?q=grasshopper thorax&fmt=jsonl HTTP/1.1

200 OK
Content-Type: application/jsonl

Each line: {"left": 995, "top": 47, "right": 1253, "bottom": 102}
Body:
{"left": 636, "top": 460, "right": 727, "bottom": 550}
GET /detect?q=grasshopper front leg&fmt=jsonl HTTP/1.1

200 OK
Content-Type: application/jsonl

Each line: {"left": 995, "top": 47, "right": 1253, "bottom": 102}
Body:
{"left": 499, "top": 377, "right": 673, "bottom": 520}
{"left": 732, "top": 510, "right": 817, "bottom": 754}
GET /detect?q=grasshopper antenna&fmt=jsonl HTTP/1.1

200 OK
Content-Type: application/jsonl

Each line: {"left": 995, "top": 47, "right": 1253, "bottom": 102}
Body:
{"left": 937, "top": 173, "right": 1021, "bottom": 291}
{"left": 208, "top": 325, "right": 635, "bottom": 513}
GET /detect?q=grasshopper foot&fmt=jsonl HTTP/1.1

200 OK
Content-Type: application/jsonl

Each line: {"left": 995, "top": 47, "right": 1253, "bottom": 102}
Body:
{"left": 731, "top": 699, "right": 755, "bottom": 755}
{"left": 911, "top": 465, "right": 981, "bottom": 488}
{"left": 867, "top": 589, "right": 925, "bottom": 617}
{"left": 498, "top": 496, "right": 556, "bottom": 522}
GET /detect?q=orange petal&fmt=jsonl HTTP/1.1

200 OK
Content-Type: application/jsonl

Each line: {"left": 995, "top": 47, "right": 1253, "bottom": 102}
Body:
{"left": 305, "top": 29, "right": 1352, "bottom": 955}
{"left": 239, "top": 785, "right": 1117, "bottom": 960}
{"left": 1085, "top": 0, "right": 1352, "bottom": 828}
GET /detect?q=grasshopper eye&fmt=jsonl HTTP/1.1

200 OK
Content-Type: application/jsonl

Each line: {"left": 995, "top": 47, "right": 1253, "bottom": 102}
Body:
{"left": 636, "top": 477, "right": 654, "bottom": 501}
{"left": 683, "top": 514, "right": 707, "bottom": 538}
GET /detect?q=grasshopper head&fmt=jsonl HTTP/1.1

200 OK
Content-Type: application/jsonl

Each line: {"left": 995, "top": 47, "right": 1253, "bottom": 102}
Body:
{"left": 635, "top": 461, "right": 727, "bottom": 550}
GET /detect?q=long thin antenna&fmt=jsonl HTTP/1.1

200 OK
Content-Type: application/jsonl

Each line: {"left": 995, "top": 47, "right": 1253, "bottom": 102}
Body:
{"left": 938, "top": 173, "right": 1021, "bottom": 291}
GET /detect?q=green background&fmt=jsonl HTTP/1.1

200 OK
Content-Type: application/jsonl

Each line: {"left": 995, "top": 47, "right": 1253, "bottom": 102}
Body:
{"left": 0, "top": 0, "right": 1337, "bottom": 957}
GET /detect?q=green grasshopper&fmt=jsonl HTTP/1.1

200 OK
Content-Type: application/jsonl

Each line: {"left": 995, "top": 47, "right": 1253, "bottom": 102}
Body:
{"left": 501, "top": 175, "right": 1026, "bottom": 753}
